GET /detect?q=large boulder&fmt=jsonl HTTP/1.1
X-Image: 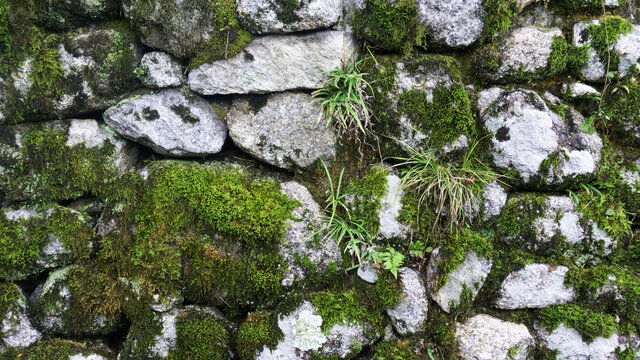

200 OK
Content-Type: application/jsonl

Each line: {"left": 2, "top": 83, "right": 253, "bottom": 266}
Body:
{"left": 0, "top": 283, "right": 41, "bottom": 351}
{"left": 361, "top": 54, "right": 476, "bottom": 157}
{"left": 138, "top": 52, "right": 185, "bottom": 89}
{"left": 122, "top": 0, "right": 251, "bottom": 60}
{"left": 478, "top": 88, "right": 602, "bottom": 188}
{"left": 121, "top": 306, "right": 233, "bottom": 359}
{"left": 456, "top": 314, "right": 535, "bottom": 360}
{"left": 226, "top": 92, "right": 336, "bottom": 170}
{"left": 496, "top": 264, "right": 575, "bottom": 309}
{"left": 0, "top": 119, "right": 139, "bottom": 202}
{"left": 279, "top": 181, "right": 342, "bottom": 287}
{"left": 0, "top": 205, "right": 93, "bottom": 281}
{"left": 426, "top": 249, "right": 492, "bottom": 313}
{"left": 103, "top": 89, "right": 227, "bottom": 157}
{"left": 188, "top": 31, "right": 357, "bottom": 95}
{"left": 417, "top": 0, "right": 484, "bottom": 48}
{"left": 237, "top": 0, "right": 341, "bottom": 34}
{"left": 386, "top": 268, "right": 428, "bottom": 336}
{"left": 6, "top": 23, "right": 142, "bottom": 123}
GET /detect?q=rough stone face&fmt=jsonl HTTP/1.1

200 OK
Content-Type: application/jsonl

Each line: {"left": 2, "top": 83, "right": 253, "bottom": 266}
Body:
{"left": 478, "top": 88, "right": 602, "bottom": 187}
{"left": 386, "top": 268, "right": 428, "bottom": 336}
{"left": 226, "top": 92, "right": 336, "bottom": 170}
{"left": 536, "top": 323, "right": 635, "bottom": 360}
{"left": 188, "top": 31, "right": 357, "bottom": 95}
{"left": 426, "top": 249, "right": 492, "bottom": 313}
{"left": 139, "top": 52, "right": 184, "bottom": 89}
{"left": 279, "top": 181, "right": 342, "bottom": 287}
{"left": 616, "top": 25, "right": 640, "bottom": 77}
{"left": 484, "top": 26, "right": 562, "bottom": 82}
{"left": 5, "top": 25, "right": 142, "bottom": 122}
{"left": 0, "top": 284, "right": 41, "bottom": 351}
{"left": 378, "top": 173, "right": 411, "bottom": 240}
{"left": 256, "top": 301, "right": 377, "bottom": 359}
{"left": 417, "top": 0, "right": 484, "bottom": 48}
{"left": 357, "top": 262, "right": 379, "bottom": 284}
{"left": 103, "top": 89, "right": 227, "bottom": 157}
{"left": 496, "top": 264, "right": 575, "bottom": 309}
{"left": 562, "top": 82, "right": 600, "bottom": 99}
{"left": 481, "top": 181, "right": 508, "bottom": 220}
{"left": 237, "top": 0, "right": 341, "bottom": 34}
{"left": 456, "top": 315, "right": 535, "bottom": 360}
{"left": 29, "top": 266, "right": 124, "bottom": 336}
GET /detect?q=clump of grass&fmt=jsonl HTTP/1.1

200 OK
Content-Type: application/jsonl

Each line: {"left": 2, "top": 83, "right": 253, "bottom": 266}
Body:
{"left": 312, "top": 59, "right": 374, "bottom": 149}
{"left": 392, "top": 140, "right": 499, "bottom": 232}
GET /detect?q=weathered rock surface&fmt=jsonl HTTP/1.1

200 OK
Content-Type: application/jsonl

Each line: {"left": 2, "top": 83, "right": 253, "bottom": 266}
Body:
{"left": 456, "top": 314, "right": 535, "bottom": 360}
{"left": 562, "top": 82, "right": 601, "bottom": 99}
{"left": 0, "top": 284, "right": 41, "bottom": 351}
{"left": 139, "top": 52, "right": 184, "bottom": 89}
{"left": 103, "top": 89, "right": 227, "bottom": 157}
{"left": 481, "top": 26, "right": 562, "bottom": 82}
{"left": 256, "top": 301, "right": 377, "bottom": 359}
{"left": 378, "top": 173, "right": 411, "bottom": 240}
{"left": 0, "top": 205, "right": 93, "bottom": 281}
{"left": 478, "top": 88, "right": 602, "bottom": 187}
{"left": 386, "top": 268, "right": 428, "bottom": 336}
{"left": 496, "top": 264, "right": 575, "bottom": 309}
{"left": 279, "top": 181, "right": 342, "bottom": 287}
{"left": 30, "top": 266, "right": 124, "bottom": 336}
{"left": 481, "top": 181, "right": 508, "bottom": 220}
{"left": 6, "top": 25, "right": 141, "bottom": 122}
{"left": 227, "top": 92, "right": 336, "bottom": 170}
{"left": 237, "top": 0, "right": 341, "bottom": 34}
{"left": 426, "top": 249, "right": 492, "bottom": 313}
{"left": 33, "top": 0, "right": 121, "bottom": 30}
{"left": 188, "top": 31, "right": 357, "bottom": 95}
{"left": 417, "top": 0, "right": 484, "bottom": 48}
{"left": 536, "top": 323, "right": 635, "bottom": 360}
{"left": 357, "top": 262, "right": 379, "bottom": 284}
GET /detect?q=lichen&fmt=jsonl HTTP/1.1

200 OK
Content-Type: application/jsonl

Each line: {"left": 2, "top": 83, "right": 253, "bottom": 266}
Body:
{"left": 293, "top": 309, "right": 326, "bottom": 351}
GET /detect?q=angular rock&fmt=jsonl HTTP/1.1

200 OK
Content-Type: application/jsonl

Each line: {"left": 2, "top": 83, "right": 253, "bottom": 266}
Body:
{"left": 481, "top": 181, "right": 508, "bottom": 220}
{"left": 386, "top": 268, "right": 428, "bottom": 336}
{"left": 0, "top": 119, "right": 139, "bottom": 202}
{"left": 6, "top": 24, "right": 142, "bottom": 122}
{"left": 29, "top": 266, "right": 124, "bottom": 336}
{"left": 496, "top": 264, "right": 575, "bottom": 309}
{"left": 0, "top": 205, "right": 93, "bottom": 281}
{"left": 279, "top": 181, "right": 342, "bottom": 287}
{"left": 478, "top": 88, "right": 602, "bottom": 187}
{"left": 357, "top": 262, "right": 379, "bottom": 284}
{"left": 456, "top": 314, "right": 535, "bottom": 360}
{"left": 103, "top": 89, "right": 227, "bottom": 157}
{"left": 498, "top": 194, "right": 616, "bottom": 256}
{"left": 227, "top": 92, "right": 336, "bottom": 170}
{"left": 417, "top": 0, "right": 484, "bottom": 48}
{"left": 426, "top": 249, "right": 492, "bottom": 313}
{"left": 188, "top": 31, "right": 357, "bottom": 95}
{"left": 256, "top": 301, "right": 377, "bottom": 359}
{"left": 562, "top": 82, "right": 601, "bottom": 99}
{"left": 139, "top": 52, "right": 184, "bottom": 89}
{"left": 378, "top": 173, "right": 411, "bottom": 240}
{"left": 121, "top": 306, "right": 232, "bottom": 359}
{"left": 237, "top": 0, "right": 341, "bottom": 34}
{"left": 536, "top": 323, "right": 635, "bottom": 360}
{"left": 0, "top": 283, "right": 41, "bottom": 351}
{"left": 480, "top": 26, "right": 562, "bottom": 82}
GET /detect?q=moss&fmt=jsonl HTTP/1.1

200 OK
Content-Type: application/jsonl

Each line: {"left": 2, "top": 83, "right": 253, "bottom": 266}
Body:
{"left": 481, "top": 0, "right": 518, "bottom": 43}
{"left": 587, "top": 16, "right": 633, "bottom": 71}
{"left": 538, "top": 303, "right": 617, "bottom": 342}
{"left": 577, "top": 190, "right": 631, "bottom": 241}
{"left": 604, "top": 77, "right": 640, "bottom": 135}
{"left": 493, "top": 193, "right": 547, "bottom": 243}
{"left": 547, "top": 36, "right": 590, "bottom": 77}
{"left": 188, "top": 0, "right": 253, "bottom": 69}
{"left": 372, "top": 339, "right": 423, "bottom": 360}
{"left": 616, "top": 347, "right": 637, "bottom": 360}
{"left": 345, "top": 166, "right": 389, "bottom": 235}
{"left": 0, "top": 0, "right": 13, "bottom": 74}
{"left": 237, "top": 312, "right": 283, "bottom": 360}
{"left": 352, "top": 0, "right": 424, "bottom": 54}
{"left": 168, "top": 309, "right": 231, "bottom": 360}
{"left": 10, "top": 339, "right": 114, "bottom": 360}
{"left": 547, "top": 0, "right": 627, "bottom": 13}
{"left": 438, "top": 230, "right": 493, "bottom": 287}
{"left": 0, "top": 282, "right": 21, "bottom": 318}
{"left": 276, "top": 0, "right": 302, "bottom": 24}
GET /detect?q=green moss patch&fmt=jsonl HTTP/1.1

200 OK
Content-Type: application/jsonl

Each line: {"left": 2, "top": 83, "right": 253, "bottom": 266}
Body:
{"left": 345, "top": 166, "right": 389, "bottom": 236}
{"left": 587, "top": 16, "right": 633, "bottom": 71}
{"left": 169, "top": 309, "right": 232, "bottom": 360}
{"left": 0, "top": 282, "right": 21, "bottom": 319}
{"left": 7, "top": 339, "right": 114, "bottom": 360}
{"left": 372, "top": 339, "right": 423, "bottom": 360}
{"left": 493, "top": 193, "right": 547, "bottom": 243}
{"left": 481, "top": 0, "right": 518, "bottom": 43}
{"left": 438, "top": 230, "right": 493, "bottom": 288}
{"left": 538, "top": 303, "right": 618, "bottom": 342}
{"left": 237, "top": 312, "right": 283, "bottom": 360}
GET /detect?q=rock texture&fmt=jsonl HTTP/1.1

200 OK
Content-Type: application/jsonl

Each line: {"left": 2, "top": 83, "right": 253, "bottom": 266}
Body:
{"left": 496, "top": 264, "right": 575, "bottom": 309}
{"left": 237, "top": 0, "right": 341, "bottom": 34}
{"left": 227, "top": 92, "right": 336, "bottom": 170}
{"left": 386, "top": 268, "right": 428, "bottom": 335}
{"left": 478, "top": 88, "right": 602, "bottom": 187}
{"left": 103, "top": 89, "right": 227, "bottom": 157}
{"left": 378, "top": 173, "right": 411, "bottom": 240}
{"left": 0, "top": 284, "right": 41, "bottom": 351}
{"left": 456, "top": 315, "right": 535, "bottom": 360}
{"left": 279, "top": 181, "right": 342, "bottom": 287}
{"left": 426, "top": 249, "right": 492, "bottom": 313}
{"left": 536, "top": 323, "right": 634, "bottom": 360}
{"left": 188, "top": 31, "right": 357, "bottom": 95}
{"left": 139, "top": 52, "right": 184, "bottom": 89}
{"left": 417, "top": 0, "right": 484, "bottom": 48}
